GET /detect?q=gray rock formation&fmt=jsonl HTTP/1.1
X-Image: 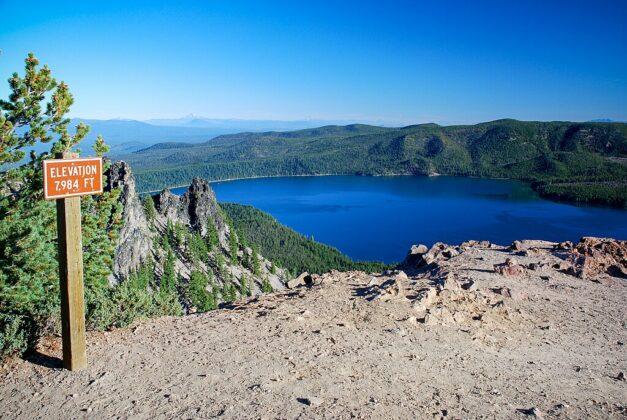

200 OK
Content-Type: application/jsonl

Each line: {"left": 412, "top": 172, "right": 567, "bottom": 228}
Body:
{"left": 106, "top": 161, "right": 154, "bottom": 282}
{"left": 153, "top": 177, "right": 286, "bottom": 297}
{"left": 102, "top": 161, "right": 287, "bottom": 304}
{"left": 155, "top": 177, "right": 226, "bottom": 240}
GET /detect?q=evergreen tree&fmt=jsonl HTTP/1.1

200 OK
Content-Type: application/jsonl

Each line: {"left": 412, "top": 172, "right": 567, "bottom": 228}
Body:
{"left": 160, "top": 249, "right": 177, "bottom": 297}
{"left": 205, "top": 219, "right": 219, "bottom": 250}
{"left": 187, "top": 232, "right": 208, "bottom": 267}
{"left": 261, "top": 276, "right": 273, "bottom": 293}
{"left": 165, "top": 219, "right": 175, "bottom": 247}
{"left": 186, "top": 269, "right": 216, "bottom": 312}
{"left": 142, "top": 194, "right": 157, "bottom": 223}
{"left": 222, "top": 276, "right": 237, "bottom": 303}
{"left": 174, "top": 222, "right": 186, "bottom": 247}
{"left": 0, "top": 54, "right": 127, "bottom": 357}
{"left": 229, "top": 228, "right": 239, "bottom": 264}
{"left": 215, "top": 252, "right": 226, "bottom": 279}
{"left": 251, "top": 244, "right": 261, "bottom": 276}
{"left": 238, "top": 273, "right": 251, "bottom": 297}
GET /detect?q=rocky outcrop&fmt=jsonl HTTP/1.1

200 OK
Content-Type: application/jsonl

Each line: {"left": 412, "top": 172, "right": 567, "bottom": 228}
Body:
{"left": 494, "top": 258, "right": 525, "bottom": 277}
{"left": 402, "top": 244, "right": 428, "bottom": 266}
{"left": 567, "top": 237, "right": 627, "bottom": 279}
{"left": 154, "top": 177, "right": 227, "bottom": 243}
{"left": 106, "top": 161, "right": 154, "bottom": 282}
{"left": 152, "top": 177, "right": 286, "bottom": 298}
{"left": 402, "top": 242, "right": 462, "bottom": 269}
{"left": 286, "top": 272, "right": 313, "bottom": 289}
{"left": 383, "top": 237, "right": 627, "bottom": 328}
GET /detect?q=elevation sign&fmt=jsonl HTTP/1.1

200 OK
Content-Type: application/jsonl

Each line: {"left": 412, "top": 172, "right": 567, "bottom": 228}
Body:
{"left": 43, "top": 157, "right": 103, "bottom": 200}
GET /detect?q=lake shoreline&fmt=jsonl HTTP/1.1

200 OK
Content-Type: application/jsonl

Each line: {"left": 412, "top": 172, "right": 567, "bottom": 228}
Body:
{"left": 174, "top": 175, "right": 627, "bottom": 263}
{"left": 143, "top": 172, "right": 516, "bottom": 194}
{"left": 141, "top": 172, "right": 624, "bottom": 210}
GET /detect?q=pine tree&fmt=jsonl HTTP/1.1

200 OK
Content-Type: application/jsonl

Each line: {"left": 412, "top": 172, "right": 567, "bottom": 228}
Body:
{"left": 142, "top": 195, "right": 157, "bottom": 224}
{"left": 215, "top": 252, "right": 226, "bottom": 280}
{"left": 166, "top": 219, "right": 175, "bottom": 247}
{"left": 237, "top": 227, "right": 248, "bottom": 249}
{"left": 229, "top": 228, "right": 239, "bottom": 264}
{"left": 187, "top": 232, "right": 208, "bottom": 267}
{"left": 222, "top": 276, "right": 237, "bottom": 303}
{"left": 160, "top": 249, "right": 177, "bottom": 297}
{"left": 261, "top": 275, "right": 273, "bottom": 293}
{"left": 0, "top": 54, "right": 127, "bottom": 357}
{"left": 251, "top": 244, "right": 261, "bottom": 276}
{"left": 187, "top": 269, "right": 216, "bottom": 312}
{"left": 205, "top": 219, "right": 219, "bottom": 250}
{"left": 238, "top": 273, "right": 251, "bottom": 297}
{"left": 174, "top": 222, "right": 186, "bottom": 247}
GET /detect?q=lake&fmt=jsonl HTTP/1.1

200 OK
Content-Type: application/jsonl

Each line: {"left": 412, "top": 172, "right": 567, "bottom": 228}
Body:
{"left": 172, "top": 176, "right": 627, "bottom": 264}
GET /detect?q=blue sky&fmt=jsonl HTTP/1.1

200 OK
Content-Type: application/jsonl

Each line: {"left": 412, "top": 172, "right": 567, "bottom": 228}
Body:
{"left": 1, "top": 0, "right": 625, "bottom": 124}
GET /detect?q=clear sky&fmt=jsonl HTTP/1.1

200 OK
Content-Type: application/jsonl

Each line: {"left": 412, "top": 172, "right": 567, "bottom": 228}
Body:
{"left": 1, "top": 0, "right": 626, "bottom": 124}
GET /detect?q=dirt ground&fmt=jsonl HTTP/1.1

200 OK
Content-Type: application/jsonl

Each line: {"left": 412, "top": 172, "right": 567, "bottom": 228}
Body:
{"left": 1, "top": 242, "right": 626, "bottom": 419}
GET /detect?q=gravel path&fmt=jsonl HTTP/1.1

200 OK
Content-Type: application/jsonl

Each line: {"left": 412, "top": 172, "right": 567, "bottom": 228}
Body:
{"left": 1, "top": 244, "right": 626, "bottom": 419}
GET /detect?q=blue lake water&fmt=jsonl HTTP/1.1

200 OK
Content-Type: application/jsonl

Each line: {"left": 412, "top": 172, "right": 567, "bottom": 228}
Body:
{"left": 171, "top": 176, "right": 627, "bottom": 264}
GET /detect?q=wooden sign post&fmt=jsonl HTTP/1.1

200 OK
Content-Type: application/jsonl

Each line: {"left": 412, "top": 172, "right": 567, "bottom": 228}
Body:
{"left": 43, "top": 153, "right": 103, "bottom": 371}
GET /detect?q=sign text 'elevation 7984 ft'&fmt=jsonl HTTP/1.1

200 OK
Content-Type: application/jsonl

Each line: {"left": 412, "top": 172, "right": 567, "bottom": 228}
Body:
{"left": 43, "top": 157, "right": 103, "bottom": 200}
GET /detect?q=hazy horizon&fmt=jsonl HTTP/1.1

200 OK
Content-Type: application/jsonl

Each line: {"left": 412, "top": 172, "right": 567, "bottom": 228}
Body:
{"left": 75, "top": 115, "right": 624, "bottom": 127}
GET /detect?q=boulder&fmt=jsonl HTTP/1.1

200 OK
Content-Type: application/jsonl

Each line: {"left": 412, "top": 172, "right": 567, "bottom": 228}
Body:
{"left": 510, "top": 240, "right": 524, "bottom": 251}
{"left": 491, "top": 287, "right": 512, "bottom": 298}
{"left": 395, "top": 270, "right": 409, "bottom": 281}
{"left": 424, "top": 306, "right": 454, "bottom": 326}
{"left": 566, "top": 237, "right": 627, "bottom": 280}
{"left": 373, "top": 277, "right": 407, "bottom": 301}
{"left": 422, "top": 243, "right": 458, "bottom": 265}
{"left": 460, "top": 240, "right": 478, "bottom": 250}
{"left": 494, "top": 258, "right": 525, "bottom": 277}
{"left": 414, "top": 287, "right": 437, "bottom": 306}
{"left": 436, "top": 272, "right": 461, "bottom": 291}
{"left": 287, "top": 272, "right": 312, "bottom": 289}
{"left": 412, "top": 287, "right": 437, "bottom": 317}
{"left": 555, "top": 241, "right": 574, "bottom": 250}
{"left": 403, "top": 244, "right": 429, "bottom": 266}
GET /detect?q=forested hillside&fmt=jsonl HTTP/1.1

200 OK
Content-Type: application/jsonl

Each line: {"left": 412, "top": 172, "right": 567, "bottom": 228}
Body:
{"left": 222, "top": 203, "right": 387, "bottom": 275}
{"left": 124, "top": 120, "right": 627, "bottom": 207}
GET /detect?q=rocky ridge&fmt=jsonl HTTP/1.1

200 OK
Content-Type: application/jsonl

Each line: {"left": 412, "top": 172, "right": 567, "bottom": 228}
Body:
{"left": 106, "top": 161, "right": 154, "bottom": 281}
{"left": 106, "top": 162, "right": 286, "bottom": 301}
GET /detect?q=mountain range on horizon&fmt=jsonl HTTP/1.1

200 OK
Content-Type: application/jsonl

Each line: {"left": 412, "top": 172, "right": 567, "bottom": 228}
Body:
{"left": 63, "top": 117, "right": 389, "bottom": 155}
{"left": 17, "top": 116, "right": 624, "bottom": 158}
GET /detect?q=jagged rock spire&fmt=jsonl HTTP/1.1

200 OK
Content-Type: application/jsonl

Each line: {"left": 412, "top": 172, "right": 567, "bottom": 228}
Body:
{"left": 106, "top": 161, "right": 154, "bottom": 281}
{"left": 154, "top": 177, "right": 226, "bottom": 237}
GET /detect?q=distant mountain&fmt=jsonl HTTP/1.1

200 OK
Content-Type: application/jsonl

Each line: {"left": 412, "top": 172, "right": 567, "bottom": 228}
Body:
{"left": 16, "top": 118, "right": 225, "bottom": 157}
{"left": 15, "top": 117, "right": 401, "bottom": 159}
{"left": 588, "top": 119, "right": 627, "bottom": 123}
{"left": 71, "top": 118, "right": 227, "bottom": 154}
{"left": 60, "top": 117, "right": 387, "bottom": 155}
{"left": 121, "top": 119, "right": 627, "bottom": 207}
{"left": 144, "top": 116, "right": 380, "bottom": 131}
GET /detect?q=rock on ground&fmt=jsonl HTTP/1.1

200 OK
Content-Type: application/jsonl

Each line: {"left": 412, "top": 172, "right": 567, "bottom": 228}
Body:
{"left": 1, "top": 239, "right": 626, "bottom": 419}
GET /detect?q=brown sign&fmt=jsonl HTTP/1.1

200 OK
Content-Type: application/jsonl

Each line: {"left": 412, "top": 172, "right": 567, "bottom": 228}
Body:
{"left": 43, "top": 157, "right": 103, "bottom": 200}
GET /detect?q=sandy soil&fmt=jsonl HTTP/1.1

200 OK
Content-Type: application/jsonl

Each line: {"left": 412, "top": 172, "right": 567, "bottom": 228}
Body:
{"left": 1, "top": 242, "right": 626, "bottom": 419}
